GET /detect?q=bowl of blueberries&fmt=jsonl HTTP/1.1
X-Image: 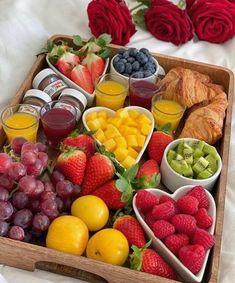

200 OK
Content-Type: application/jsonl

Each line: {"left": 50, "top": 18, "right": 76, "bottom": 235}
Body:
{"left": 110, "top": 47, "right": 165, "bottom": 83}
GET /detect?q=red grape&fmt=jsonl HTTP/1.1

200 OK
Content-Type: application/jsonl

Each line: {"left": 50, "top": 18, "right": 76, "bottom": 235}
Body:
{"left": 8, "top": 162, "right": 26, "bottom": 181}
{"left": 38, "top": 152, "right": 49, "bottom": 167}
{"left": 44, "top": 181, "right": 54, "bottom": 192}
{"left": 27, "top": 199, "right": 41, "bottom": 213}
{"left": 40, "top": 198, "right": 59, "bottom": 219}
{"left": 0, "top": 220, "right": 9, "bottom": 236}
{"left": 11, "top": 137, "right": 27, "bottom": 154}
{"left": 0, "top": 153, "right": 12, "bottom": 174}
{"left": 21, "top": 142, "right": 38, "bottom": 154}
{"left": 12, "top": 191, "right": 29, "bottom": 209}
{"left": 40, "top": 191, "right": 56, "bottom": 202}
{"left": 21, "top": 151, "right": 37, "bottom": 166}
{"left": 13, "top": 209, "right": 33, "bottom": 229}
{"left": 73, "top": 184, "right": 81, "bottom": 198}
{"left": 24, "top": 230, "right": 32, "bottom": 243}
{"left": 0, "top": 200, "right": 14, "bottom": 220}
{"left": 32, "top": 213, "right": 50, "bottom": 232}
{"left": 36, "top": 142, "right": 47, "bottom": 153}
{"left": 9, "top": 226, "right": 24, "bottom": 241}
{"left": 0, "top": 187, "right": 9, "bottom": 201}
{"left": 27, "top": 159, "right": 43, "bottom": 176}
{"left": 29, "top": 180, "right": 44, "bottom": 199}
{"left": 63, "top": 197, "right": 73, "bottom": 212}
{"left": 18, "top": 175, "right": 37, "bottom": 195}
{"left": 0, "top": 174, "right": 14, "bottom": 191}
{"left": 55, "top": 197, "right": 64, "bottom": 212}
{"left": 50, "top": 170, "right": 65, "bottom": 186}
{"left": 56, "top": 180, "right": 74, "bottom": 199}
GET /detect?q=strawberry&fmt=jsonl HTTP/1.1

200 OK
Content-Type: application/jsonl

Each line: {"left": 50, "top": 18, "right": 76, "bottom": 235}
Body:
{"left": 135, "top": 160, "right": 160, "bottom": 189}
{"left": 164, "top": 234, "right": 189, "bottom": 256}
{"left": 179, "top": 244, "right": 205, "bottom": 274}
{"left": 63, "top": 131, "right": 95, "bottom": 159}
{"left": 147, "top": 130, "right": 173, "bottom": 164}
{"left": 152, "top": 201, "right": 176, "bottom": 221}
{"left": 187, "top": 185, "right": 209, "bottom": 209}
{"left": 79, "top": 41, "right": 102, "bottom": 53}
{"left": 113, "top": 215, "right": 146, "bottom": 248}
{"left": 171, "top": 214, "right": 196, "bottom": 235}
{"left": 194, "top": 208, "right": 213, "bottom": 229}
{"left": 130, "top": 245, "right": 176, "bottom": 280}
{"left": 135, "top": 190, "right": 159, "bottom": 211}
{"left": 152, "top": 220, "right": 175, "bottom": 240}
{"left": 70, "top": 64, "right": 94, "bottom": 94}
{"left": 82, "top": 53, "right": 105, "bottom": 84}
{"left": 55, "top": 52, "right": 79, "bottom": 78}
{"left": 192, "top": 228, "right": 215, "bottom": 250}
{"left": 177, "top": 195, "right": 199, "bottom": 215}
{"left": 81, "top": 153, "right": 115, "bottom": 195}
{"left": 56, "top": 148, "right": 86, "bottom": 185}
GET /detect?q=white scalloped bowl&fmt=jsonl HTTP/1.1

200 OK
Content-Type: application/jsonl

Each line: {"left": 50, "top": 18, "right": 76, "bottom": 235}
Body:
{"left": 82, "top": 106, "right": 154, "bottom": 166}
{"left": 46, "top": 55, "right": 109, "bottom": 106}
{"left": 133, "top": 185, "right": 216, "bottom": 283}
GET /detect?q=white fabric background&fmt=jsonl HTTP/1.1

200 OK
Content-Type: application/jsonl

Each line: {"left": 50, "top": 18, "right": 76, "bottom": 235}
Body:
{"left": 0, "top": 0, "right": 234, "bottom": 282}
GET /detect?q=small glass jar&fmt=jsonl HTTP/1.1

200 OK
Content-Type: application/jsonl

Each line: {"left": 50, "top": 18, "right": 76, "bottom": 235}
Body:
{"left": 59, "top": 88, "right": 87, "bottom": 121}
{"left": 22, "top": 89, "right": 52, "bottom": 112}
{"left": 32, "top": 68, "right": 68, "bottom": 99}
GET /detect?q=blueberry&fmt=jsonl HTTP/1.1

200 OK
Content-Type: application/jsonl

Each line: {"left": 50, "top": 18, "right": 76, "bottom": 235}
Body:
{"left": 140, "top": 48, "right": 150, "bottom": 55}
{"left": 132, "top": 72, "right": 144, "bottom": 79}
{"left": 144, "top": 62, "right": 153, "bottom": 70}
{"left": 122, "top": 73, "right": 129, "bottom": 77}
{"left": 136, "top": 52, "right": 148, "bottom": 64}
{"left": 125, "top": 62, "right": 132, "bottom": 74}
{"left": 127, "top": 57, "right": 135, "bottom": 63}
{"left": 129, "top": 48, "right": 138, "bottom": 57}
{"left": 115, "top": 62, "right": 125, "bottom": 74}
{"left": 147, "top": 56, "right": 155, "bottom": 64}
{"left": 113, "top": 55, "right": 121, "bottom": 64}
{"left": 143, "top": 71, "right": 152, "bottom": 78}
{"left": 119, "top": 58, "right": 127, "bottom": 64}
{"left": 118, "top": 48, "right": 126, "bottom": 55}
{"left": 123, "top": 51, "right": 130, "bottom": 59}
{"left": 132, "top": 61, "right": 140, "bottom": 71}
{"left": 139, "top": 67, "right": 144, "bottom": 72}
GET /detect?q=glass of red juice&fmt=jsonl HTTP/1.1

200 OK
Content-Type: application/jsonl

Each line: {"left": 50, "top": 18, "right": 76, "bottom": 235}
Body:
{"left": 40, "top": 101, "right": 77, "bottom": 147}
{"left": 129, "top": 73, "right": 161, "bottom": 110}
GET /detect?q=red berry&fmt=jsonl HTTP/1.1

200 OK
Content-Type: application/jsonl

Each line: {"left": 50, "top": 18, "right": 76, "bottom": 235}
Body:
{"left": 152, "top": 201, "right": 176, "bottom": 221}
{"left": 159, "top": 194, "right": 180, "bottom": 214}
{"left": 164, "top": 233, "right": 190, "bottom": 256}
{"left": 192, "top": 228, "right": 215, "bottom": 250}
{"left": 179, "top": 244, "right": 205, "bottom": 274}
{"left": 135, "top": 190, "right": 159, "bottom": 211}
{"left": 152, "top": 220, "right": 175, "bottom": 240}
{"left": 177, "top": 195, "right": 199, "bottom": 215}
{"left": 187, "top": 186, "right": 209, "bottom": 209}
{"left": 194, "top": 208, "right": 213, "bottom": 229}
{"left": 171, "top": 214, "right": 196, "bottom": 234}
{"left": 144, "top": 210, "right": 156, "bottom": 230}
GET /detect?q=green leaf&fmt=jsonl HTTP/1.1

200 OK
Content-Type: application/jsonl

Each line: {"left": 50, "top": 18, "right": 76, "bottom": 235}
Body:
{"left": 133, "top": 8, "right": 148, "bottom": 29}
{"left": 48, "top": 55, "right": 59, "bottom": 66}
{"left": 88, "top": 36, "right": 96, "bottom": 43}
{"left": 116, "top": 178, "right": 129, "bottom": 193}
{"left": 123, "top": 163, "right": 139, "bottom": 182}
{"left": 130, "top": 245, "right": 142, "bottom": 271}
{"left": 136, "top": 0, "right": 151, "bottom": 6}
{"left": 96, "top": 33, "right": 112, "bottom": 47}
{"left": 73, "top": 35, "right": 84, "bottom": 47}
{"left": 97, "top": 48, "right": 110, "bottom": 59}
{"left": 157, "top": 123, "right": 172, "bottom": 134}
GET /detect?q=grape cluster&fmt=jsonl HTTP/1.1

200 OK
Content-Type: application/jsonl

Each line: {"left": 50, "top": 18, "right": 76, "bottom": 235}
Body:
{"left": 113, "top": 47, "right": 157, "bottom": 78}
{"left": 0, "top": 137, "right": 81, "bottom": 242}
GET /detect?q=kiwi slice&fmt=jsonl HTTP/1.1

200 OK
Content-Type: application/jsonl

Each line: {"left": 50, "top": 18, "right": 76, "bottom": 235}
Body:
{"left": 175, "top": 154, "right": 184, "bottom": 161}
{"left": 183, "top": 148, "right": 193, "bottom": 164}
{"left": 192, "top": 156, "right": 209, "bottom": 174}
{"left": 203, "top": 144, "right": 219, "bottom": 160}
{"left": 182, "top": 165, "right": 193, "bottom": 177}
{"left": 205, "top": 154, "right": 218, "bottom": 174}
{"left": 193, "top": 148, "right": 204, "bottom": 159}
{"left": 189, "top": 140, "right": 205, "bottom": 150}
{"left": 197, "top": 168, "right": 213, "bottom": 179}
{"left": 170, "top": 160, "right": 188, "bottom": 175}
{"left": 167, "top": 150, "right": 176, "bottom": 164}
{"left": 176, "top": 141, "right": 184, "bottom": 156}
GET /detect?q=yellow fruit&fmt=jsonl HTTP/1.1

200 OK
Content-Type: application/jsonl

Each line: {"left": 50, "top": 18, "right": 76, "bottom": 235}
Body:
{"left": 138, "top": 114, "right": 151, "bottom": 124}
{"left": 126, "top": 135, "right": 138, "bottom": 147}
{"left": 114, "top": 147, "right": 128, "bottom": 162}
{"left": 140, "top": 124, "right": 152, "bottom": 136}
{"left": 128, "top": 147, "right": 139, "bottom": 159}
{"left": 86, "top": 111, "right": 97, "bottom": 121}
{"left": 103, "top": 138, "right": 116, "bottom": 151}
{"left": 129, "top": 110, "right": 140, "bottom": 119}
{"left": 46, "top": 215, "right": 89, "bottom": 256}
{"left": 95, "top": 129, "right": 105, "bottom": 143}
{"left": 98, "top": 110, "right": 108, "bottom": 119}
{"left": 116, "top": 108, "right": 129, "bottom": 119}
{"left": 121, "top": 156, "right": 136, "bottom": 169}
{"left": 105, "top": 125, "right": 121, "bottom": 139}
{"left": 71, "top": 196, "right": 109, "bottom": 232}
{"left": 98, "top": 117, "right": 107, "bottom": 129}
{"left": 87, "top": 119, "right": 100, "bottom": 131}
{"left": 137, "top": 134, "right": 146, "bottom": 147}
{"left": 114, "top": 136, "right": 127, "bottom": 148}
{"left": 86, "top": 228, "right": 129, "bottom": 266}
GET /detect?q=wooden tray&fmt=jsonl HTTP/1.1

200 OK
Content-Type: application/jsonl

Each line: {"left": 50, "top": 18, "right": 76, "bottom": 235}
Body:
{"left": 0, "top": 34, "right": 234, "bottom": 283}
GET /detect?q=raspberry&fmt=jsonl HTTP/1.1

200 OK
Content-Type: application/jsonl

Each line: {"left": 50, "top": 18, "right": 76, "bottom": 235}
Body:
{"left": 136, "top": 190, "right": 159, "bottom": 211}
{"left": 194, "top": 208, "right": 213, "bottom": 229}
{"left": 192, "top": 228, "right": 215, "bottom": 250}
{"left": 152, "top": 201, "right": 176, "bottom": 220}
{"left": 164, "top": 233, "right": 189, "bottom": 256}
{"left": 177, "top": 195, "right": 199, "bottom": 215}
{"left": 159, "top": 195, "right": 180, "bottom": 214}
{"left": 187, "top": 186, "right": 209, "bottom": 209}
{"left": 179, "top": 244, "right": 205, "bottom": 274}
{"left": 144, "top": 210, "right": 156, "bottom": 230}
{"left": 171, "top": 214, "right": 196, "bottom": 234}
{"left": 152, "top": 220, "right": 175, "bottom": 240}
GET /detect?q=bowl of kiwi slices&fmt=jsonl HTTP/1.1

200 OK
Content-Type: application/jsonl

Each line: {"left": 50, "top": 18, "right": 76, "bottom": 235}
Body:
{"left": 160, "top": 138, "right": 222, "bottom": 192}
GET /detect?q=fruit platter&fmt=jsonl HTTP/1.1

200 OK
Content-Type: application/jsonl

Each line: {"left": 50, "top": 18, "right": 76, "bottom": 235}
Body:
{"left": 0, "top": 34, "right": 234, "bottom": 283}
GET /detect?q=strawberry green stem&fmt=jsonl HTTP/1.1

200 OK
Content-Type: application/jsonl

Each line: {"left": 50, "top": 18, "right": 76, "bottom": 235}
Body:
{"left": 177, "top": 0, "right": 186, "bottom": 9}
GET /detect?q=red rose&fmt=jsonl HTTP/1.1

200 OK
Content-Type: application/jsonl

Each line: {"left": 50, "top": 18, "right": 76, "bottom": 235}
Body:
{"left": 87, "top": 0, "right": 136, "bottom": 45}
{"left": 145, "top": 0, "right": 194, "bottom": 46}
{"left": 188, "top": 0, "right": 235, "bottom": 43}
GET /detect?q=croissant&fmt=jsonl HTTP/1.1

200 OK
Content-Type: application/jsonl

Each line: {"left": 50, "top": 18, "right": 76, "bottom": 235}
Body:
{"left": 157, "top": 67, "right": 223, "bottom": 108}
{"left": 179, "top": 91, "right": 228, "bottom": 144}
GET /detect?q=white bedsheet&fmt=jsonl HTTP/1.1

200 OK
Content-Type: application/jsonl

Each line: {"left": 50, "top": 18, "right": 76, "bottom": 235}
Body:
{"left": 0, "top": 0, "right": 234, "bottom": 282}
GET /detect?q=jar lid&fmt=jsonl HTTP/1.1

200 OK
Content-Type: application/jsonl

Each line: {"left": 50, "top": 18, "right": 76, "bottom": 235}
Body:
{"left": 59, "top": 88, "right": 87, "bottom": 109}
{"left": 23, "top": 89, "right": 52, "bottom": 103}
{"left": 32, "top": 68, "right": 57, "bottom": 89}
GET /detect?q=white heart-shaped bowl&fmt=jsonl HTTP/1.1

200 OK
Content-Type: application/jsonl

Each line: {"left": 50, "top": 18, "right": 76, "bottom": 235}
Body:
{"left": 133, "top": 185, "right": 216, "bottom": 283}
{"left": 160, "top": 138, "right": 222, "bottom": 192}
{"left": 82, "top": 106, "right": 154, "bottom": 166}
{"left": 46, "top": 55, "right": 109, "bottom": 106}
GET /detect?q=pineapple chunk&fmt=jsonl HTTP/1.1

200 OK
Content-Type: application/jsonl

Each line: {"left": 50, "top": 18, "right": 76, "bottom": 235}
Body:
{"left": 86, "top": 111, "right": 97, "bottom": 121}
{"left": 138, "top": 114, "right": 151, "bottom": 125}
{"left": 127, "top": 127, "right": 138, "bottom": 135}
{"left": 125, "top": 117, "right": 138, "bottom": 127}
{"left": 116, "top": 108, "right": 129, "bottom": 119}
{"left": 95, "top": 129, "right": 105, "bottom": 143}
{"left": 86, "top": 119, "right": 100, "bottom": 131}
{"left": 105, "top": 125, "right": 121, "bottom": 139}
{"left": 140, "top": 124, "right": 152, "bottom": 136}
{"left": 98, "top": 111, "right": 108, "bottom": 119}
{"left": 103, "top": 139, "right": 116, "bottom": 151}
{"left": 98, "top": 117, "right": 106, "bottom": 129}
{"left": 109, "top": 117, "right": 122, "bottom": 128}
{"left": 129, "top": 110, "right": 140, "bottom": 119}
{"left": 119, "top": 125, "right": 129, "bottom": 137}
{"left": 114, "top": 147, "right": 128, "bottom": 162}
{"left": 121, "top": 156, "right": 136, "bottom": 169}
{"left": 114, "top": 136, "right": 127, "bottom": 148}
{"left": 128, "top": 147, "right": 139, "bottom": 159}
{"left": 137, "top": 134, "right": 146, "bottom": 148}
{"left": 126, "top": 135, "right": 138, "bottom": 147}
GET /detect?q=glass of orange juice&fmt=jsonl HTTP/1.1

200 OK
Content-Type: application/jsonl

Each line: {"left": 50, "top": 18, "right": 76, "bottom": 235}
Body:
{"left": 1, "top": 104, "right": 39, "bottom": 143}
{"left": 95, "top": 73, "right": 128, "bottom": 110}
{"left": 151, "top": 92, "right": 185, "bottom": 133}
